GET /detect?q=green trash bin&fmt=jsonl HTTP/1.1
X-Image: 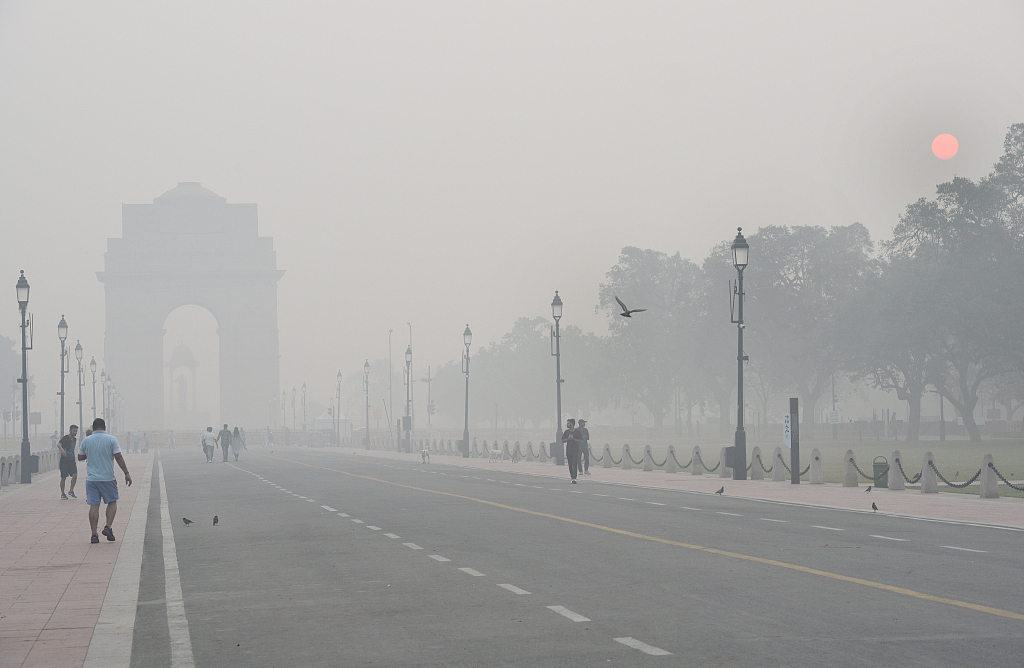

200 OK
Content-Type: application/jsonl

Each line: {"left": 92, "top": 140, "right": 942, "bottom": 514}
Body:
{"left": 873, "top": 455, "right": 889, "bottom": 489}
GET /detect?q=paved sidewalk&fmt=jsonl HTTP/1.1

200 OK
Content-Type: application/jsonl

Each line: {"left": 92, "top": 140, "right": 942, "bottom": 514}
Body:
{"left": 335, "top": 447, "right": 1024, "bottom": 530}
{"left": 0, "top": 451, "right": 153, "bottom": 668}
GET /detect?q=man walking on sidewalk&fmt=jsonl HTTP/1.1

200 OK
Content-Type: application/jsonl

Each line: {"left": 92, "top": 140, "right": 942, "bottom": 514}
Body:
{"left": 77, "top": 417, "right": 132, "bottom": 544}
{"left": 58, "top": 425, "right": 79, "bottom": 500}
{"left": 562, "top": 418, "right": 582, "bottom": 484}
{"left": 201, "top": 426, "right": 217, "bottom": 462}
{"left": 217, "top": 424, "right": 232, "bottom": 462}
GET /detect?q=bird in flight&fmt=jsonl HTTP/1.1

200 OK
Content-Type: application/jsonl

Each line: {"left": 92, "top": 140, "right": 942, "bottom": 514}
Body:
{"left": 715, "top": 486, "right": 724, "bottom": 495}
{"left": 615, "top": 297, "right": 646, "bottom": 318}
{"left": 871, "top": 502, "right": 878, "bottom": 513}
{"left": 865, "top": 485, "right": 872, "bottom": 492}
{"left": 182, "top": 518, "right": 193, "bottom": 526}
{"left": 213, "top": 515, "right": 219, "bottom": 526}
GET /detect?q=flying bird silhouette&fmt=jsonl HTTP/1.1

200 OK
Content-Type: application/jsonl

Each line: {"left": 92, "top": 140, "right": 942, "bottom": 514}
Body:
{"left": 213, "top": 515, "right": 219, "bottom": 526}
{"left": 715, "top": 486, "right": 724, "bottom": 495}
{"left": 865, "top": 485, "right": 872, "bottom": 492}
{"left": 182, "top": 517, "right": 193, "bottom": 526}
{"left": 871, "top": 502, "right": 878, "bottom": 513}
{"left": 615, "top": 297, "right": 646, "bottom": 318}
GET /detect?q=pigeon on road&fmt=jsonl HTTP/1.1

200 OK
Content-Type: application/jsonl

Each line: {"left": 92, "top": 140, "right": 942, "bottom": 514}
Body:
{"left": 865, "top": 485, "right": 872, "bottom": 492}
{"left": 615, "top": 297, "right": 647, "bottom": 318}
{"left": 715, "top": 486, "right": 724, "bottom": 495}
{"left": 213, "top": 515, "right": 219, "bottom": 526}
{"left": 182, "top": 518, "right": 193, "bottom": 526}
{"left": 871, "top": 502, "right": 878, "bottom": 513}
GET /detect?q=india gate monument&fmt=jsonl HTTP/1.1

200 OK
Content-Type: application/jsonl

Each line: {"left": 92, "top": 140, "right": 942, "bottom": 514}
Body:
{"left": 98, "top": 182, "right": 283, "bottom": 430}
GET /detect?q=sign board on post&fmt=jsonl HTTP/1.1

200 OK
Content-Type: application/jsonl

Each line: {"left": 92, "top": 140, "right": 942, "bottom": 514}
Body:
{"left": 828, "top": 411, "right": 840, "bottom": 425}
{"left": 783, "top": 414, "right": 792, "bottom": 448}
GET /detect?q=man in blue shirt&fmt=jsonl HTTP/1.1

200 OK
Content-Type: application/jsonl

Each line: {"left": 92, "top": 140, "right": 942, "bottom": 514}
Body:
{"left": 77, "top": 417, "right": 133, "bottom": 544}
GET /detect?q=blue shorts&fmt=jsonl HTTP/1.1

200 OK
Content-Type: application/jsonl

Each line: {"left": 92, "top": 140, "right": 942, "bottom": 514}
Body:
{"left": 85, "top": 480, "right": 119, "bottom": 505}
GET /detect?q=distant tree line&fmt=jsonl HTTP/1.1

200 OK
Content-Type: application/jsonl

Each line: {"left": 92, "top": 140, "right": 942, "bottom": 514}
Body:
{"left": 429, "top": 124, "right": 1024, "bottom": 443}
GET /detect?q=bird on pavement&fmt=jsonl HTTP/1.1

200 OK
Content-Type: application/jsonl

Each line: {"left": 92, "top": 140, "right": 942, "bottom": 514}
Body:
{"left": 615, "top": 296, "right": 647, "bottom": 318}
{"left": 865, "top": 485, "right": 872, "bottom": 492}
{"left": 715, "top": 486, "right": 724, "bottom": 495}
{"left": 182, "top": 518, "right": 193, "bottom": 526}
{"left": 213, "top": 515, "right": 219, "bottom": 526}
{"left": 871, "top": 502, "right": 878, "bottom": 513}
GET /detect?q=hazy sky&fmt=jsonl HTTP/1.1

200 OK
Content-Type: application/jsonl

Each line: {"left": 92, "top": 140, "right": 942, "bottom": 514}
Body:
{"left": 2, "top": 1, "right": 1023, "bottom": 428}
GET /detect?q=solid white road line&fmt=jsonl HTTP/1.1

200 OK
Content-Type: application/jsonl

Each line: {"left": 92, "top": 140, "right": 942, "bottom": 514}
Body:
{"left": 156, "top": 461, "right": 196, "bottom": 668}
{"left": 760, "top": 518, "right": 786, "bottom": 523}
{"left": 498, "top": 584, "right": 530, "bottom": 595}
{"left": 384, "top": 533, "right": 401, "bottom": 539}
{"left": 403, "top": 543, "right": 423, "bottom": 550}
{"left": 459, "top": 567, "right": 485, "bottom": 577}
{"left": 614, "top": 637, "right": 671, "bottom": 656}
{"left": 812, "top": 525, "right": 844, "bottom": 531}
{"left": 547, "top": 606, "right": 589, "bottom": 622}
{"left": 83, "top": 453, "right": 154, "bottom": 668}
{"left": 320, "top": 505, "right": 337, "bottom": 512}
{"left": 941, "top": 545, "right": 987, "bottom": 553}
{"left": 871, "top": 535, "right": 907, "bottom": 541}
{"left": 428, "top": 555, "right": 450, "bottom": 562}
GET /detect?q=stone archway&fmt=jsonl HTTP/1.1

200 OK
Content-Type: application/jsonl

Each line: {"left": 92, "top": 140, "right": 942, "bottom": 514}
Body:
{"left": 98, "top": 182, "right": 283, "bottom": 430}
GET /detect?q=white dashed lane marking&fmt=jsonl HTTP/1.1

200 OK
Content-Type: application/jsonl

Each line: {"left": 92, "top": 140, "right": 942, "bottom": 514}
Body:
{"left": 614, "top": 637, "right": 671, "bottom": 656}
{"left": 717, "top": 512, "right": 741, "bottom": 517}
{"left": 812, "top": 525, "right": 844, "bottom": 531}
{"left": 942, "top": 545, "right": 987, "bottom": 553}
{"left": 384, "top": 533, "right": 400, "bottom": 539}
{"left": 351, "top": 519, "right": 364, "bottom": 524}
{"left": 547, "top": 606, "right": 589, "bottom": 622}
{"left": 367, "top": 526, "right": 382, "bottom": 531}
{"left": 403, "top": 543, "right": 423, "bottom": 550}
{"left": 428, "top": 555, "right": 450, "bottom": 562}
{"left": 498, "top": 584, "right": 530, "bottom": 595}
{"left": 592, "top": 493, "right": 609, "bottom": 497}
{"left": 871, "top": 535, "right": 907, "bottom": 541}
{"left": 679, "top": 507, "right": 701, "bottom": 510}
{"left": 338, "top": 513, "right": 350, "bottom": 517}
{"left": 459, "top": 568, "right": 485, "bottom": 577}
{"left": 646, "top": 502, "right": 665, "bottom": 506}
{"left": 320, "top": 505, "right": 337, "bottom": 512}
{"left": 618, "top": 498, "right": 635, "bottom": 501}
{"left": 760, "top": 518, "right": 786, "bottom": 523}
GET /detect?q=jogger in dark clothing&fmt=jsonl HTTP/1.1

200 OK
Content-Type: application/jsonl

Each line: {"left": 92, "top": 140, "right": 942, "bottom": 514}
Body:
{"left": 578, "top": 419, "right": 591, "bottom": 474}
{"left": 562, "top": 418, "right": 582, "bottom": 483}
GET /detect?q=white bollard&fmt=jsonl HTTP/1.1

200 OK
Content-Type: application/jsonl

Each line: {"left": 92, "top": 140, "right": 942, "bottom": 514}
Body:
{"left": 666, "top": 446, "right": 678, "bottom": 473}
{"left": 889, "top": 450, "right": 905, "bottom": 491}
{"left": 750, "top": 446, "right": 764, "bottom": 480}
{"left": 772, "top": 447, "right": 787, "bottom": 482}
{"left": 921, "top": 451, "right": 938, "bottom": 493}
{"left": 810, "top": 448, "right": 823, "bottom": 484}
{"left": 539, "top": 443, "right": 548, "bottom": 463}
{"left": 979, "top": 454, "right": 999, "bottom": 499}
{"left": 621, "top": 445, "right": 632, "bottom": 470}
{"left": 643, "top": 446, "right": 654, "bottom": 472}
{"left": 719, "top": 447, "right": 731, "bottom": 478}
{"left": 843, "top": 449, "right": 858, "bottom": 487}
{"left": 603, "top": 444, "right": 613, "bottom": 468}
{"left": 691, "top": 446, "right": 703, "bottom": 476}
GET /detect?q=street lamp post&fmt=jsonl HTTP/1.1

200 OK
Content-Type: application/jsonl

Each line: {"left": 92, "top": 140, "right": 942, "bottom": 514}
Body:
{"left": 291, "top": 387, "right": 296, "bottom": 433}
{"left": 58, "top": 316, "right": 68, "bottom": 437}
{"left": 336, "top": 370, "right": 342, "bottom": 445}
{"left": 462, "top": 325, "right": 472, "bottom": 458}
{"left": 730, "top": 228, "right": 749, "bottom": 481}
{"left": 363, "top": 360, "right": 370, "bottom": 449}
{"left": 404, "top": 345, "right": 412, "bottom": 453}
{"left": 301, "top": 383, "right": 306, "bottom": 432}
{"left": 75, "top": 341, "right": 84, "bottom": 436}
{"left": 550, "top": 291, "right": 563, "bottom": 465}
{"left": 16, "top": 271, "right": 33, "bottom": 483}
{"left": 100, "top": 370, "right": 107, "bottom": 422}
{"left": 90, "top": 357, "right": 97, "bottom": 422}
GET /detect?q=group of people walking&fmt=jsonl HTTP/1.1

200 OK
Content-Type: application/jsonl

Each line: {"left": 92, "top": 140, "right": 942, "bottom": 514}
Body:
{"left": 561, "top": 418, "right": 591, "bottom": 483}
{"left": 201, "top": 424, "right": 246, "bottom": 462}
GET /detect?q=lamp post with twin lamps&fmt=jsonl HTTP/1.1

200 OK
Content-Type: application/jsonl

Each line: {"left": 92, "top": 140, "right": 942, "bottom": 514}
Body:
{"left": 363, "top": 360, "right": 370, "bottom": 449}
{"left": 461, "top": 325, "right": 472, "bottom": 458}
{"left": 404, "top": 345, "right": 412, "bottom": 453}
{"left": 75, "top": 341, "right": 84, "bottom": 437}
{"left": 90, "top": 357, "right": 97, "bottom": 422}
{"left": 729, "top": 228, "right": 749, "bottom": 481}
{"left": 16, "top": 272, "right": 33, "bottom": 483}
{"left": 336, "top": 371, "right": 342, "bottom": 445}
{"left": 58, "top": 316, "right": 68, "bottom": 436}
{"left": 550, "top": 291, "right": 564, "bottom": 465}
{"left": 301, "top": 383, "right": 306, "bottom": 432}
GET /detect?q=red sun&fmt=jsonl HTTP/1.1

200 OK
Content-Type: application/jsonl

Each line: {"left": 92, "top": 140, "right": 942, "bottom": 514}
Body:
{"left": 932, "top": 134, "right": 958, "bottom": 160}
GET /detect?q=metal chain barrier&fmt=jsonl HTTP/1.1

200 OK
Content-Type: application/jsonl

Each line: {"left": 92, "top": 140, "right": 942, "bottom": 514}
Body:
{"left": 608, "top": 452, "right": 623, "bottom": 466}
{"left": 894, "top": 457, "right": 922, "bottom": 484}
{"left": 695, "top": 451, "right": 720, "bottom": 472}
{"left": 627, "top": 449, "right": 645, "bottom": 466}
{"left": 590, "top": 448, "right": 604, "bottom": 463}
{"left": 800, "top": 464, "right": 810, "bottom": 476}
{"left": 653, "top": 455, "right": 667, "bottom": 468}
{"left": 527, "top": 443, "right": 538, "bottom": 459}
{"left": 755, "top": 453, "right": 773, "bottom": 474}
{"left": 929, "top": 461, "right": 981, "bottom": 489}
{"left": 850, "top": 457, "right": 889, "bottom": 481}
{"left": 669, "top": 450, "right": 692, "bottom": 469}
{"left": 988, "top": 462, "right": 1024, "bottom": 492}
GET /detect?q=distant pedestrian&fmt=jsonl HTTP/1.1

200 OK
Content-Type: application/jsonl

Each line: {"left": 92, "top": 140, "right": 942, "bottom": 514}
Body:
{"left": 562, "top": 418, "right": 582, "bottom": 484}
{"left": 578, "top": 419, "right": 591, "bottom": 475}
{"left": 217, "top": 424, "right": 232, "bottom": 462}
{"left": 239, "top": 427, "right": 247, "bottom": 450}
{"left": 58, "top": 425, "right": 79, "bottom": 500}
{"left": 201, "top": 427, "right": 217, "bottom": 463}
{"left": 77, "top": 417, "right": 132, "bottom": 544}
{"left": 50, "top": 430, "right": 59, "bottom": 449}
{"left": 264, "top": 426, "right": 274, "bottom": 449}
{"left": 231, "top": 427, "right": 242, "bottom": 461}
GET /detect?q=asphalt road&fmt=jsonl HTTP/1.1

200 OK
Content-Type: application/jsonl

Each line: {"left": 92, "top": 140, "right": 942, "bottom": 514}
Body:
{"left": 130, "top": 447, "right": 1024, "bottom": 667}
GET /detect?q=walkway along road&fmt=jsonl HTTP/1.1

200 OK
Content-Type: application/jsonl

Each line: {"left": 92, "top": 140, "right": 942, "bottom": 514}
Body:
{"left": 4, "top": 447, "right": 1023, "bottom": 667}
